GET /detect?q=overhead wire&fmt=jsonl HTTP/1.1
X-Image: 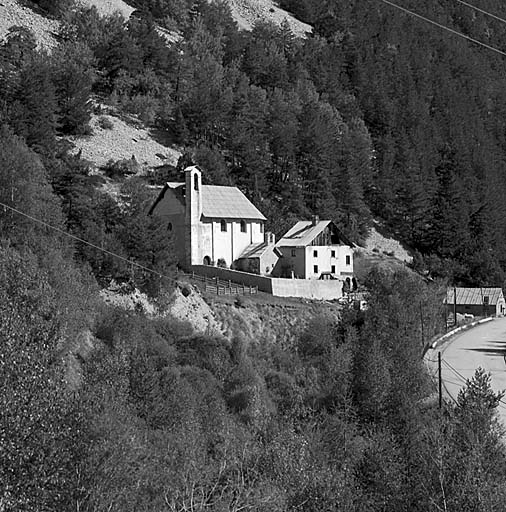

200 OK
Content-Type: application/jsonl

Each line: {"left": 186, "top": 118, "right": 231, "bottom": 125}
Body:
{"left": 442, "top": 358, "right": 506, "bottom": 410}
{"left": 378, "top": 0, "right": 506, "bottom": 57}
{"left": 0, "top": 200, "right": 177, "bottom": 283}
{"left": 455, "top": 0, "right": 506, "bottom": 26}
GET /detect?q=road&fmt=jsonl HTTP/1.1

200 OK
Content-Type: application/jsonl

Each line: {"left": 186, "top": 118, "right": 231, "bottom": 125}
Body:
{"left": 431, "top": 317, "right": 506, "bottom": 425}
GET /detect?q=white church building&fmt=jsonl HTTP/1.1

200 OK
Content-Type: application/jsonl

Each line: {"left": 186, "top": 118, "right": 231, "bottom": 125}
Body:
{"left": 148, "top": 166, "right": 269, "bottom": 270}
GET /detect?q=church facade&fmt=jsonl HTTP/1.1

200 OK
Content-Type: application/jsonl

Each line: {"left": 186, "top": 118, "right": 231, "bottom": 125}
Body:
{"left": 149, "top": 166, "right": 267, "bottom": 270}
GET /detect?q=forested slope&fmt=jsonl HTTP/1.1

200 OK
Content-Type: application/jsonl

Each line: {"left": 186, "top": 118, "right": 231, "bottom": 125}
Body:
{"left": 3, "top": 0, "right": 506, "bottom": 285}
{"left": 3, "top": 1, "right": 506, "bottom": 510}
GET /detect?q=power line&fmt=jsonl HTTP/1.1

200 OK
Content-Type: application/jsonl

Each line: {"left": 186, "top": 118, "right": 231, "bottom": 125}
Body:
{"left": 442, "top": 358, "right": 506, "bottom": 409}
{"left": 456, "top": 0, "right": 506, "bottom": 26}
{"left": 0, "top": 200, "right": 175, "bottom": 283}
{"left": 379, "top": 0, "right": 506, "bottom": 57}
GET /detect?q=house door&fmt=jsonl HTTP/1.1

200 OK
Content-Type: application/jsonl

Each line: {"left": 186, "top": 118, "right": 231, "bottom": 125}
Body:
{"left": 203, "top": 256, "right": 211, "bottom": 266}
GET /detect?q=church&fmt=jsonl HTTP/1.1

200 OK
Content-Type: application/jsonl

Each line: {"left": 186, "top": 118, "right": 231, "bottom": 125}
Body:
{"left": 148, "top": 166, "right": 270, "bottom": 270}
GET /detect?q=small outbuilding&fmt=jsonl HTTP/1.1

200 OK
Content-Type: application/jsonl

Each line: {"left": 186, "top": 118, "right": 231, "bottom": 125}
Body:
{"left": 446, "top": 287, "right": 506, "bottom": 318}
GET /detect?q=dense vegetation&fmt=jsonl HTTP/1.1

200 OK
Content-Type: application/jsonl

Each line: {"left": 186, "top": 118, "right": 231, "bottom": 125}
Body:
{"left": 3, "top": 0, "right": 506, "bottom": 285}
{"left": 3, "top": 0, "right": 506, "bottom": 510}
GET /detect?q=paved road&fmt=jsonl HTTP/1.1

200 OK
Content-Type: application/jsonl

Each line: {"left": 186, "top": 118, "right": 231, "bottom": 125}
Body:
{"left": 433, "top": 317, "right": 506, "bottom": 425}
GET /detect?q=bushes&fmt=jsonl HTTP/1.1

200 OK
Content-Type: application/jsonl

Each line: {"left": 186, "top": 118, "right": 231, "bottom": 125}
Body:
{"left": 102, "top": 157, "right": 140, "bottom": 178}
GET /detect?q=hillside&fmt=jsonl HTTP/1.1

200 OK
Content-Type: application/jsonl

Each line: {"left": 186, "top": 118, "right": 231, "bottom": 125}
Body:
{"left": 228, "top": 0, "right": 311, "bottom": 36}
{"left": 68, "top": 111, "right": 180, "bottom": 169}
{"left": 0, "top": 0, "right": 59, "bottom": 49}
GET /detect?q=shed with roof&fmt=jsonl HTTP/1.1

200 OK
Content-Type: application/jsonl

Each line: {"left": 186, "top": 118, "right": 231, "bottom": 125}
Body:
{"left": 149, "top": 166, "right": 268, "bottom": 269}
{"left": 446, "top": 287, "right": 506, "bottom": 318}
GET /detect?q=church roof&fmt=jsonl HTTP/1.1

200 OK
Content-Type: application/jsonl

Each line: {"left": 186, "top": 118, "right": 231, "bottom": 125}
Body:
{"left": 446, "top": 287, "right": 504, "bottom": 306}
{"left": 278, "top": 220, "right": 354, "bottom": 247}
{"left": 150, "top": 182, "right": 266, "bottom": 220}
{"left": 201, "top": 185, "right": 266, "bottom": 220}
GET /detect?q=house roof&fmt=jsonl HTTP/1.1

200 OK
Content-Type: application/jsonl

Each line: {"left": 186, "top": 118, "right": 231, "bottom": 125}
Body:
{"left": 149, "top": 182, "right": 266, "bottom": 220}
{"left": 446, "top": 287, "right": 504, "bottom": 305}
{"left": 238, "top": 242, "right": 282, "bottom": 259}
{"left": 277, "top": 220, "right": 354, "bottom": 247}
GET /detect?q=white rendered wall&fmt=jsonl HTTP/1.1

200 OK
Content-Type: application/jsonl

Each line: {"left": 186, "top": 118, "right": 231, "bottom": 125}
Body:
{"left": 204, "top": 219, "right": 264, "bottom": 267}
{"left": 304, "top": 245, "right": 354, "bottom": 279}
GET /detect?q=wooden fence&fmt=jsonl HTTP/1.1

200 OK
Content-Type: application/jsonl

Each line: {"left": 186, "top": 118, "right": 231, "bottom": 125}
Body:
{"left": 183, "top": 270, "right": 258, "bottom": 296}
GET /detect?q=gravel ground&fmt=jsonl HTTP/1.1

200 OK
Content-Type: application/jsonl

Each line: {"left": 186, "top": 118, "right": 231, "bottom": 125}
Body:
{"left": 75, "top": 0, "right": 134, "bottom": 18}
{"left": 228, "top": 0, "right": 312, "bottom": 37}
{"left": 363, "top": 222, "right": 413, "bottom": 263}
{"left": 0, "top": 0, "right": 59, "bottom": 49}
{"left": 68, "top": 113, "right": 181, "bottom": 169}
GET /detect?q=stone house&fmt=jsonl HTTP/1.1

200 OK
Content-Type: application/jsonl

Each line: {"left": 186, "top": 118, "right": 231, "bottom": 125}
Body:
{"left": 273, "top": 217, "right": 355, "bottom": 280}
{"left": 446, "top": 287, "right": 506, "bottom": 317}
{"left": 149, "top": 166, "right": 268, "bottom": 270}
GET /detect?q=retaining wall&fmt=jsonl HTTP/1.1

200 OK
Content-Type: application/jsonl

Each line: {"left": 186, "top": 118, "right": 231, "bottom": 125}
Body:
{"left": 271, "top": 278, "right": 342, "bottom": 300}
{"left": 192, "top": 265, "right": 343, "bottom": 300}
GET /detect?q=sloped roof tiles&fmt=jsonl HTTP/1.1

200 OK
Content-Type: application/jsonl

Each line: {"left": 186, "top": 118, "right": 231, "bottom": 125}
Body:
{"left": 278, "top": 220, "right": 332, "bottom": 247}
{"left": 277, "top": 220, "right": 354, "bottom": 247}
{"left": 446, "top": 287, "right": 504, "bottom": 306}
{"left": 200, "top": 185, "right": 266, "bottom": 220}
{"left": 156, "top": 183, "right": 265, "bottom": 220}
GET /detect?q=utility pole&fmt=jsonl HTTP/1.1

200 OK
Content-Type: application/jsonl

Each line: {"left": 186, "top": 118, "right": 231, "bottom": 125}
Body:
{"left": 454, "top": 286, "right": 457, "bottom": 327}
{"left": 438, "top": 351, "right": 442, "bottom": 409}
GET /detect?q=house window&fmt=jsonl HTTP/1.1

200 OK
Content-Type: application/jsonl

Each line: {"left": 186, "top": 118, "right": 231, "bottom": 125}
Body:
{"left": 167, "top": 222, "right": 173, "bottom": 231}
{"left": 484, "top": 296, "right": 490, "bottom": 305}
{"left": 331, "top": 265, "right": 335, "bottom": 274}
{"left": 260, "top": 223, "right": 264, "bottom": 233}
{"left": 346, "top": 255, "right": 351, "bottom": 265}
{"left": 194, "top": 173, "right": 199, "bottom": 191}
{"left": 220, "top": 220, "right": 227, "bottom": 232}
{"left": 331, "top": 250, "right": 336, "bottom": 258}
{"left": 291, "top": 249, "right": 296, "bottom": 257}
{"left": 240, "top": 220, "right": 247, "bottom": 233}
{"left": 314, "top": 265, "right": 319, "bottom": 274}
{"left": 313, "top": 250, "right": 318, "bottom": 257}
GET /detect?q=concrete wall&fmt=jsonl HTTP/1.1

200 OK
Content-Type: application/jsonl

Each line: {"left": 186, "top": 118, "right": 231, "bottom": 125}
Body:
{"left": 150, "top": 188, "right": 186, "bottom": 266}
{"left": 271, "top": 278, "right": 343, "bottom": 300}
{"left": 275, "top": 244, "right": 354, "bottom": 280}
{"left": 259, "top": 247, "right": 280, "bottom": 275}
{"left": 192, "top": 265, "right": 344, "bottom": 300}
{"left": 201, "top": 219, "right": 264, "bottom": 268}
{"left": 454, "top": 304, "right": 504, "bottom": 318}
{"left": 274, "top": 246, "right": 306, "bottom": 278}
{"left": 303, "top": 245, "right": 354, "bottom": 279}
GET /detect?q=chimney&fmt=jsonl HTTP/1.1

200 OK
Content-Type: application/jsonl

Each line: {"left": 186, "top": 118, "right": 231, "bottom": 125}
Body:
{"left": 311, "top": 215, "right": 319, "bottom": 226}
{"left": 264, "top": 232, "right": 275, "bottom": 246}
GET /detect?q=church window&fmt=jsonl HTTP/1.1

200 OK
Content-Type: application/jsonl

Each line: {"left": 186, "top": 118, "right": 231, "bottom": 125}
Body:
{"left": 346, "top": 255, "right": 351, "bottom": 265}
{"left": 167, "top": 222, "right": 173, "bottom": 231}
{"left": 194, "top": 173, "right": 199, "bottom": 191}
{"left": 313, "top": 250, "right": 318, "bottom": 257}
{"left": 221, "top": 220, "right": 227, "bottom": 232}
{"left": 260, "top": 223, "right": 264, "bottom": 233}
{"left": 240, "top": 220, "right": 247, "bottom": 232}
{"left": 314, "top": 265, "right": 319, "bottom": 274}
